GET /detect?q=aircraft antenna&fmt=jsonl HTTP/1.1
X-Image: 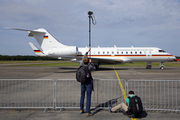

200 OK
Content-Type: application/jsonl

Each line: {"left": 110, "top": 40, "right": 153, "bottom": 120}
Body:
{"left": 88, "top": 11, "right": 96, "bottom": 58}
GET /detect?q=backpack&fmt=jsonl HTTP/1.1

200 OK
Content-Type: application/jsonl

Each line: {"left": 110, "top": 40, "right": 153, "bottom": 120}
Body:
{"left": 76, "top": 65, "right": 91, "bottom": 83}
{"left": 128, "top": 96, "right": 143, "bottom": 116}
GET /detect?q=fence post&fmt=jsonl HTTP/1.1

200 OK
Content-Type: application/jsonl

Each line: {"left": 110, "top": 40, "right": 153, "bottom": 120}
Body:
{"left": 54, "top": 81, "right": 57, "bottom": 110}
{"left": 125, "top": 81, "right": 128, "bottom": 97}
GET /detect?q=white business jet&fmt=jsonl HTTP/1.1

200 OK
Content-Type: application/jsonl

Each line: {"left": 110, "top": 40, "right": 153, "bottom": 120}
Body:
{"left": 9, "top": 28, "right": 175, "bottom": 70}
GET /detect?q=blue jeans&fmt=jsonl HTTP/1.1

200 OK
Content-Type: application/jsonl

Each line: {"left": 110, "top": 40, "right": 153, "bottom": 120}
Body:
{"left": 80, "top": 83, "right": 92, "bottom": 113}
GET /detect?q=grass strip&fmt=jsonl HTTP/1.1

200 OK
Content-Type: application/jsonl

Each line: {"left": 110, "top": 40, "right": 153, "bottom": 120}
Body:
{"left": 1, "top": 61, "right": 179, "bottom": 67}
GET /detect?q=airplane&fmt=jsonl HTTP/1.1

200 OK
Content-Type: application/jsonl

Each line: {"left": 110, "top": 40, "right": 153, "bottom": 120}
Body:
{"left": 8, "top": 28, "right": 176, "bottom": 70}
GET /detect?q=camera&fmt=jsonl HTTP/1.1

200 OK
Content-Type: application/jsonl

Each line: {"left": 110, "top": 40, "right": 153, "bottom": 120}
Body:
{"left": 88, "top": 11, "right": 93, "bottom": 16}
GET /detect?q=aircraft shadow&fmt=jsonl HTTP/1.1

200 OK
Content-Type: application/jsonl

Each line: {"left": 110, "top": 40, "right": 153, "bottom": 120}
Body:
{"left": 55, "top": 71, "right": 76, "bottom": 73}
{"left": 96, "top": 67, "right": 129, "bottom": 71}
{"left": 59, "top": 67, "right": 129, "bottom": 71}
{"left": 59, "top": 67, "right": 77, "bottom": 70}
{"left": 58, "top": 66, "right": 175, "bottom": 72}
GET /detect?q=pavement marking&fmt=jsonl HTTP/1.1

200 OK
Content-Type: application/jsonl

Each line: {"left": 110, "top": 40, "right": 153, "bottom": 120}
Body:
{"left": 131, "top": 117, "right": 137, "bottom": 120}
{"left": 113, "top": 67, "right": 137, "bottom": 120}
{"left": 9, "top": 110, "right": 15, "bottom": 113}
{"left": 113, "top": 67, "right": 127, "bottom": 100}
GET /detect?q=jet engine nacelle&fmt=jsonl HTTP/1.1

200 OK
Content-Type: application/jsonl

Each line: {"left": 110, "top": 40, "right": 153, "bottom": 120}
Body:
{"left": 48, "top": 46, "right": 78, "bottom": 56}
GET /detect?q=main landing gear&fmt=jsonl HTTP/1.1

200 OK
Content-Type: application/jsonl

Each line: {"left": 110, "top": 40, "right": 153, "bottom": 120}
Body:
{"left": 146, "top": 62, "right": 165, "bottom": 70}
{"left": 146, "top": 62, "right": 152, "bottom": 69}
{"left": 160, "top": 62, "right": 164, "bottom": 70}
{"left": 95, "top": 64, "right": 99, "bottom": 70}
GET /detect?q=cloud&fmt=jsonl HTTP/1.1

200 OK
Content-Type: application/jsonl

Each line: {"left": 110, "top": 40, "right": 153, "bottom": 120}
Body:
{"left": 0, "top": 0, "right": 180, "bottom": 55}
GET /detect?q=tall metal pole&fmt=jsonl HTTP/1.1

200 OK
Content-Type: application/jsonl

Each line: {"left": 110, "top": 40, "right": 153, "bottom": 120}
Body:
{"left": 88, "top": 14, "right": 92, "bottom": 58}
{"left": 88, "top": 11, "right": 96, "bottom": 58}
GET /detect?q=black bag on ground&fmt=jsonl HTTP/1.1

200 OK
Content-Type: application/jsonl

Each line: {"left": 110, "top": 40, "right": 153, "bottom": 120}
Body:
{"left": 76, "top": 65, "right": 91, "bottom": 83}
{"left": 128, "top": 96, "right": 143, "bottom": 115}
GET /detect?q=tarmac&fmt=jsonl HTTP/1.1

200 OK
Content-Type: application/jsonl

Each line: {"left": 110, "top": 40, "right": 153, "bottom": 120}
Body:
{"left": 0, "top": 62, "right": 180, "bottom": 120}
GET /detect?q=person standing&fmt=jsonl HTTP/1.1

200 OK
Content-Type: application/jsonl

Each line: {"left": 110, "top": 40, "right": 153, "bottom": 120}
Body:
{"left": 79, "top": 47, "right": 95, "bottom": 116}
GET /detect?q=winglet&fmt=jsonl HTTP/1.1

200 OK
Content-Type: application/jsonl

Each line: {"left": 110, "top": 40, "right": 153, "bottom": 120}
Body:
{"left": 29, "top": 42, "right": 45, "bottom": 56}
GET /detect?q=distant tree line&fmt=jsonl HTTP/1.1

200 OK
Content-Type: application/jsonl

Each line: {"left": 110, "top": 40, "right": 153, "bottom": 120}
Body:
{"left": 0, "top": 55, "right": 59, "bottom": 61}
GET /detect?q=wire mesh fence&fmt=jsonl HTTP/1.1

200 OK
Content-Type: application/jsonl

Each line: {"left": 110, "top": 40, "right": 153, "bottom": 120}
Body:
{"left": 0, "top": 79, "right": 54, "bottom": 109}
{"left": 0, "top": 79, "right": 179, "bottom": 112}
{"left": 127, "top": 80, "right": 180, "bottom": 111}
{"left": 55, "top": 79, "right": 126, "bottom": 110}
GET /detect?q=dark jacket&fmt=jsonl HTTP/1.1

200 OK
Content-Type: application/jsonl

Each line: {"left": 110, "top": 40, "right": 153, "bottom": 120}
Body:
{"left": 80, "top": 52, "right": 95, "bottom": 81}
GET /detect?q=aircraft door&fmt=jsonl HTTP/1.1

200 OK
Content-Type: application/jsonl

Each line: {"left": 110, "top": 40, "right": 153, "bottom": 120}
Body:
{"left": 168, "top": 57, "right": 170, "bottom": 61}
{"left": 146, "top": 51, "right": 152, "bottom": 57}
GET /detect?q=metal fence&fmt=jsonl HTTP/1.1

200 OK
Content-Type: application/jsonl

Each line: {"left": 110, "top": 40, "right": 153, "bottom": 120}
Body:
{"left": 127, "top": 80, "right": 180, "bottom": 111}
{"left": 55, "top": 79, "right": 126, "bottom": 110}
{"left": 0, "top": 79, "right": 54, "bottom": 109}
{"left": 0, "top": 79, "right": 180, "bottom": 112}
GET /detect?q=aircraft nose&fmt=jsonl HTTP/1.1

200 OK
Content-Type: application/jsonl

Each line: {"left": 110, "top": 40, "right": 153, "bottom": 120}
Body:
{"left": 171, "top": 56, "right": 176, "bottom": 61}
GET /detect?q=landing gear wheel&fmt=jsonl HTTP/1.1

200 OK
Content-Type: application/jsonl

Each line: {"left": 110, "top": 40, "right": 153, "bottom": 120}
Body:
{"left": 95, "top": 65, "right": 99, "bottom": 70}
{"left": 160, "top": 62, "right": 164, "bottom": 70}
{"left": 160, "top": 66, "right": 164, "bottom": 70}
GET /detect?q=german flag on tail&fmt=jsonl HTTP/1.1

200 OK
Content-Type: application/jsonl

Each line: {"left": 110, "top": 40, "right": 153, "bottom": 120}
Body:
{"left": 29, "top": 42, "right": 45, "bottom": 56}
{"left": 34, "top": 50, "right": 42, "bottom": 53}
{"left": 44, "top": 36, "right": 48, "bottom": 39}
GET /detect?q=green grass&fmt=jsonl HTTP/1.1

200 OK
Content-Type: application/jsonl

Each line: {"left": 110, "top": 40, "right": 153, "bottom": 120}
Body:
{"left": 6, "top": 61, "right": 79, "bottom": 67}
{"left": 20, "top": 62, "right": 80, "bottom": 67}
{"left": 1, "top": 61, "right": 180, "bottom": 67}
{"left": 0, "top": 61, "right": 58, "bottom": 64}
{"left": 102, "top": 62, "right": 180, "bottom": 67}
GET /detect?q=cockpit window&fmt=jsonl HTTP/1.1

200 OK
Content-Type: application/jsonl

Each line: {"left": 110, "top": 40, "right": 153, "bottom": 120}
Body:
{"left": 159, "top": 50, "right": 166, "bottom": 52}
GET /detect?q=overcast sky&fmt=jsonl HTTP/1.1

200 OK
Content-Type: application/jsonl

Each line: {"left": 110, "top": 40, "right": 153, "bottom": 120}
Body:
{"left": 0, "top": 0, "right": 180, "bottom": 56}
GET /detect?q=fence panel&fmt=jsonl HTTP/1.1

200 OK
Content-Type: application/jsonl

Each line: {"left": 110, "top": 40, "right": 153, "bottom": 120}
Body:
{"left": 127, "top": 80, "right": 180, "bottom": 111}
{"left": 55, "top": 79, "right": 126, "bottom": 110}
{"left": 0, "top": 79, "right": 54, "bottom": 109}
{"left": 2, "top": 79, "right": 179, "bottom": 112}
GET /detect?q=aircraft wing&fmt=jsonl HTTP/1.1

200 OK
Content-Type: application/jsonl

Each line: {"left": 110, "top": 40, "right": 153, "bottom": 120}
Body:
{"left": 76, "top": 55, "right": 132, "bottom": 64}
{"left": 91, "top": 57, "right": 123, "bottom": 64}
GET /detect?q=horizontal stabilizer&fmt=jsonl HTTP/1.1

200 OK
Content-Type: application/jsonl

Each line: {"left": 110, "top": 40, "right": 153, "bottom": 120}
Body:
{"left": 29, "top": 42, "right": 45, "bottom": 56}
{"left": 5, "top": 27, "right": 46, "bottom": 33}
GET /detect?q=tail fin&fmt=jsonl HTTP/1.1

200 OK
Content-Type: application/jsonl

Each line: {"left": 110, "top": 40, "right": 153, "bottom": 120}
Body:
{"left": 29, "top": 42, "right": 45, "bottom": 56}
{"left": 7, "top": 28, "right": 66, "bottom": 51}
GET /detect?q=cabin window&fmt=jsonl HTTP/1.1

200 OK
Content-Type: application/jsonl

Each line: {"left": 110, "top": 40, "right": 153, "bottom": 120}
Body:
{"left": 131, "top": 52, "right": 133, "bottom": 54}
{"left": 103, "top": 51, "right": 105, "bottom": 54}
{"left": 117, "top": 52, "right": 119, "bottom": 54}
{"left": 126, "top": 52, "right": 128, "bottom": 54}
{"left": 140, "top": 51, "right": 142, "bottom": 54}
{"left": 121, "top": 52, "right": 123, "bottom": 54}
{"left": 112, "top": 51, "right": 114, "bottom": 54}
{"left": 135, "top": 52, "right": 137, "bottom": 54}
{"left": 98, "top": 51, "right": 100, "bottom": 54}
{"left": 107, "top": 51, "right": 109, "bottom": 54}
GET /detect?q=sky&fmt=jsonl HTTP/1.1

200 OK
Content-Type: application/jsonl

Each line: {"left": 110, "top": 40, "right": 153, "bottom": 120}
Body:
{"left": 0, "top": 0, "right": 180, "bottom": 56}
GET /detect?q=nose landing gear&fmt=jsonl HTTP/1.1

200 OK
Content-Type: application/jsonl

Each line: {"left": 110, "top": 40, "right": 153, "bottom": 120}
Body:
{"left": 160, "top": 62, "right": 164, "bottom": 70}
